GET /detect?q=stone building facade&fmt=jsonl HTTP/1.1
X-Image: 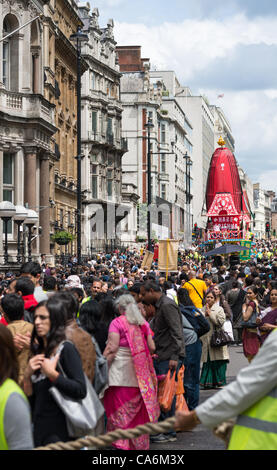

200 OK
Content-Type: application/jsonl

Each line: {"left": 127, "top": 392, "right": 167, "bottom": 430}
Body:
{"left": 0, "top": 0, "right": 56, "bottom": 262}
{"left": 44, "top": 0, "right": 88, "bottom": 259}
{"left": 78, "top": 4, "right": 129, "bottom": 253}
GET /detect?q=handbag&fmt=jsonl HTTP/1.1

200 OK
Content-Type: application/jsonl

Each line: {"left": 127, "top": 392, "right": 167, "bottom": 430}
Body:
{"left": 223, "top": 320, "right": 234, "bottom": 341}
{"left": 91, "top": 335, "right": 108, "bottom": 396}
{"left": 210, "top": 325, "right": 232, "bottom": 348}
{"left": 49, "top": 342, "right": 104, "bottom": 438}
{"left": 240, "top": 303, "right": 259, "bottom": 329}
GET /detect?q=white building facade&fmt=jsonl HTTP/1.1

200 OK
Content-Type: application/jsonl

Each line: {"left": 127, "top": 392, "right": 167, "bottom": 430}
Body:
{"left": 78, "top": 4, "right": 130, "bottom": 252}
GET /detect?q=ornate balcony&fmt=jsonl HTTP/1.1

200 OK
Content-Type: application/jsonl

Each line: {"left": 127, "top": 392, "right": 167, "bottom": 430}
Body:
{"left": 0, "top": 88, "right": 56, "bottom": 131}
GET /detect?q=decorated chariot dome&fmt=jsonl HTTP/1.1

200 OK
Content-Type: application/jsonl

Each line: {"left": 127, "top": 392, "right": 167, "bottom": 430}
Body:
{"left": 205, "top": 137, "right": 246, "bottom": 240}
{"left": 206, "top": 136, "right": 243, "bottom": 215}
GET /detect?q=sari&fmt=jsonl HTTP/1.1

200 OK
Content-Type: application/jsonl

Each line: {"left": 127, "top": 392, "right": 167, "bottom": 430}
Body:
{"left": 103, "top": 315, "right": 160, "bottom": 450}
{"left": 259, "top": 307, "right": 277, "bottom": 344}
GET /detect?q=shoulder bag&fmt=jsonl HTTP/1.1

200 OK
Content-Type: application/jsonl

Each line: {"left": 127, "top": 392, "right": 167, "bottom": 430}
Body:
{"left": 210, "top": 325, "right": 232, "bottom": 348}
{"left": 240, "top": 302, "right": 259, "bottom": 329}
{"left": 91, "top": 335, "right": 109, "bottom": 396}
{"left": 49, "top": 341, "right": 104, "bottom": 438}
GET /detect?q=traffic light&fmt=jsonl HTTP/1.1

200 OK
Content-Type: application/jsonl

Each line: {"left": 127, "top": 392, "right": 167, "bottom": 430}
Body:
{"left": 266, "top": 222, "right": 270, "bottom": 232}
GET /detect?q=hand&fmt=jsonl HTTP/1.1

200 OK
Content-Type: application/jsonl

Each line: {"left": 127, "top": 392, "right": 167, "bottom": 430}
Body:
{"left": 260, "top": 323, "right": 273, "bottom": 332}
{"left": 41, "top": 355, "right": 60, "bottom": 381}
{"left": 205, "top": 305, "right": 211, "bottom": 316}
{"left": 175, "top": 410, "right": 199, "bottom": 431}
{"left": 14, "top": 332, "right": 31, "bottom": 351}
{"left": 169, "top": 360, "right": 178, "bottom": 370}
{"left": 25, "top": 354, "right": 45, "bottom": 378}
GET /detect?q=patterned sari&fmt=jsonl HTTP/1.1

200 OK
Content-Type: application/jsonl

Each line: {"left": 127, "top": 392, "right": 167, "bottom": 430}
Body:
{"left": 103, "top": 315, "right": 160, "bottom": 450}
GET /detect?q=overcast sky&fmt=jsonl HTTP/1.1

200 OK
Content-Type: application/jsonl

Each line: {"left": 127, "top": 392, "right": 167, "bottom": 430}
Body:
{"left": 88, "top": 0, "right": 277, "bottom": 193}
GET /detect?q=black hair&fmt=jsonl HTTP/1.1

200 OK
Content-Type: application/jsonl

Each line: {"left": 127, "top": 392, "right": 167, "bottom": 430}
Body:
{"left": 141, "top": 281, "right": 162, "bottom": 293}
{"left": 128, "top": 282, "right": 143, "bottom": 294}
{"left": 15, "top": 277, "right": 35, "bottom": 296}
{"left": 43, "top": 276, "right": 57, "bottom": 291}
{"left": 69, "top": 287, "right": 84, "bottom": 301}
{"left": 31, "top": 298, "right": 67, "bottom": 357}
{"left": 1, "top": 294, "right": 24, "bottom": 322}
{"left": 99, "top": 296, "right": 119, "bottom": 327}
{"left": 20, "top": 261, "right": 41, "bottom": 277}
{"left": 78, "top": 299, "right": 102, "bottom": 335}
{"left": 177, "top": 287, "right": 194, "bottom": 307}
{"left": 49, "top": 291, "right": 79, "bottom": 320}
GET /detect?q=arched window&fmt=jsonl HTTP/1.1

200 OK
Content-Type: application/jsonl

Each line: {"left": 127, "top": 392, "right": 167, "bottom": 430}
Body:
{"left": 31, "top": 21, "right": 40, "bottom": 93}
{"left": 2, "top": 14, "right": 19, "bottom": 90}
{"left": 2, "top": 18, "right": 9, "bottom": 87}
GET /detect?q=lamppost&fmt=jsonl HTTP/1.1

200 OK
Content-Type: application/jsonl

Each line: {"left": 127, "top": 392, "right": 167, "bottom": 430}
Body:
{"left": 0, "top": 201, "right": 16, "bottom": 264}
{"left": 14, "top": 205, "right": 28, "bottom": 263}
{"left": 144, "top": 116, "right": 155, "bottom": 250}
{"left": 25, "top": 209, "right": 39, "bottom": 262}
{"left": 70, "top": 26, "right": 88, "bottom": 265}
{"left": 184, "top": 152, "right": 193, "bottom": 243}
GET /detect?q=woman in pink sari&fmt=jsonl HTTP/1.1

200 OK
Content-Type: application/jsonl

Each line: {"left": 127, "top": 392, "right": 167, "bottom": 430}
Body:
{"left": 103, "top": 294, "right": 160, "bottom": 450}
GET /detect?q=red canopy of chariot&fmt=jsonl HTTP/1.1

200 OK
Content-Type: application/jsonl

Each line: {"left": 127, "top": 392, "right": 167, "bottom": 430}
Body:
{"left": 205, "top": 137, "right": 248, "bottom": 237}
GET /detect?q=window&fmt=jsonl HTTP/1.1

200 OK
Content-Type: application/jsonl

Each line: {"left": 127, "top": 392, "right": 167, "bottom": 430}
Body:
{"left": 59, "top": 208, "right": 64, "bottom": 227}
{"left": 161, "top": 154, "right": 166, "bottom": 173}
{"left": 161, "top": 183, "right": 166, "bottom": 200}
{"left": 161, "top": 123, "right": 166, "bottom": 144}
{"left": 107, "top": 117, "right": 113, "bottom": 136}
{"left": 2, "top": 18, "right": 9, "bottom": 88}
{"left": 91, "top": 164, "right": 98, "bottom": 199}
{"left": 3, "top": 153, "right": 14, "bottom": 234}
{"left": 2, "top": 15, "right": 19, "bottom": 91}
{"left": 92, "top": 111, "right": 97, "bottom": 136}
{"left": 107, "top": 169, "right": 113, "bottom": 198}
{"left": 2, "top": 41, "right": 9, "bottom": 88}
{"left": 91, "top": 72, "right": 95, "bottom": 90}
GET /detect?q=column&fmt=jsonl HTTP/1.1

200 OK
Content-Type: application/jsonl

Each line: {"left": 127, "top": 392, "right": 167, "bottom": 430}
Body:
{"left": 39, "top": 154, "right": 50, "bottom": 256}
{"left": 24, "top": 147, "right": 37, "bottom": 209}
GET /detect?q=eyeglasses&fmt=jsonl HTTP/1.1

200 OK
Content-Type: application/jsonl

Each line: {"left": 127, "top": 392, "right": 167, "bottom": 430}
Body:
{"left": 34, "top": 314, "right": 50, "bottom": 321}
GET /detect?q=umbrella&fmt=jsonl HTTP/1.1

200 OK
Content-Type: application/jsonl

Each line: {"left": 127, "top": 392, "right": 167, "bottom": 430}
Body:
{"left": 204, "top": 244, "right": 251, "bottom": 257}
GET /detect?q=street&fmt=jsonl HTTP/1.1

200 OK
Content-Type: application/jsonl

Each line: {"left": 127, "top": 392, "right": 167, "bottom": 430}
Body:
{"left": 150, "top": 345, "right": 249, "bottom": 451}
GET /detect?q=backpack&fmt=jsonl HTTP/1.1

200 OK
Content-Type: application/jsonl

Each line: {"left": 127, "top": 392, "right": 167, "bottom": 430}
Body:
{"left": 179, "top": 304, "right": 210, "bottom": 338}
{"left": 91, "top": 335, "right": 109, "bottom": 396}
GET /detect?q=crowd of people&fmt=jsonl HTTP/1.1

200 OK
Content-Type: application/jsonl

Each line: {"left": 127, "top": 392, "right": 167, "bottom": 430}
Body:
{"left": 1, "top": 238, "right": 277, "bottom": 450}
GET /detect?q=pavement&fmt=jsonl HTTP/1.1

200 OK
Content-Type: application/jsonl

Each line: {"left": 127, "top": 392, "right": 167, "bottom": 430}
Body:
{"left": 150, "top": 345, "right": 249, "bottom": 451}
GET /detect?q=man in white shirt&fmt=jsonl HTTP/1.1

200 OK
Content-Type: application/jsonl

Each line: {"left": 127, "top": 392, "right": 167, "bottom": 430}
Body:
{"left": 175, "top": 329, "right": 277, "bottom": 449}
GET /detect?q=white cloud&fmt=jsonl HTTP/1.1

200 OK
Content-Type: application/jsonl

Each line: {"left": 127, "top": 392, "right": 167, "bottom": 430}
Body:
{"left": 114, "top": 14, "right": 277, "bottom": 191}
{"left": 114, "top": 14, "right": 277, "bottom": 81}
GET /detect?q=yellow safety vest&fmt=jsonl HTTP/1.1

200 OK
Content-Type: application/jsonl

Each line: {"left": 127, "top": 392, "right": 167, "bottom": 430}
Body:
{"left": 229, "top": 331, "right": 277, "bottom": 450}
{"left": 0, "top": 379, "right": 28, "bottom": 450}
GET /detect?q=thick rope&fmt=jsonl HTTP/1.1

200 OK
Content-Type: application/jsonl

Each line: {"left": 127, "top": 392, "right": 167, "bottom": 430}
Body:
{"left": 35, "top": 416, "right": 176, "bottom": 450}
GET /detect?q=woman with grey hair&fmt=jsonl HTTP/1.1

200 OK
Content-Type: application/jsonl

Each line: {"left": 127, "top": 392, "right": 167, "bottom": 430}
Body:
{"left": 103, "top": 294, "right": 159, "bottom": 450}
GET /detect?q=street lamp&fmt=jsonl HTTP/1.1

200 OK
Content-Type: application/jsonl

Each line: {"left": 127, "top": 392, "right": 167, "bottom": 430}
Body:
{"left": 144, "top": 116, "right": 155, "bottom": 250}
{"left": 184, "top": 152, "right": 193, "bottom": 243}
{"left": 14, "top": 205, "right": 28, "bottom": 263}
{"left": 0, "top": 201, "right": 16, "bottom": 264}
{"left": 70, "top": 26, "right": 89, "bottom": 265}
{"left": 25, "top": 209, "right": 39, "bottom": 262}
